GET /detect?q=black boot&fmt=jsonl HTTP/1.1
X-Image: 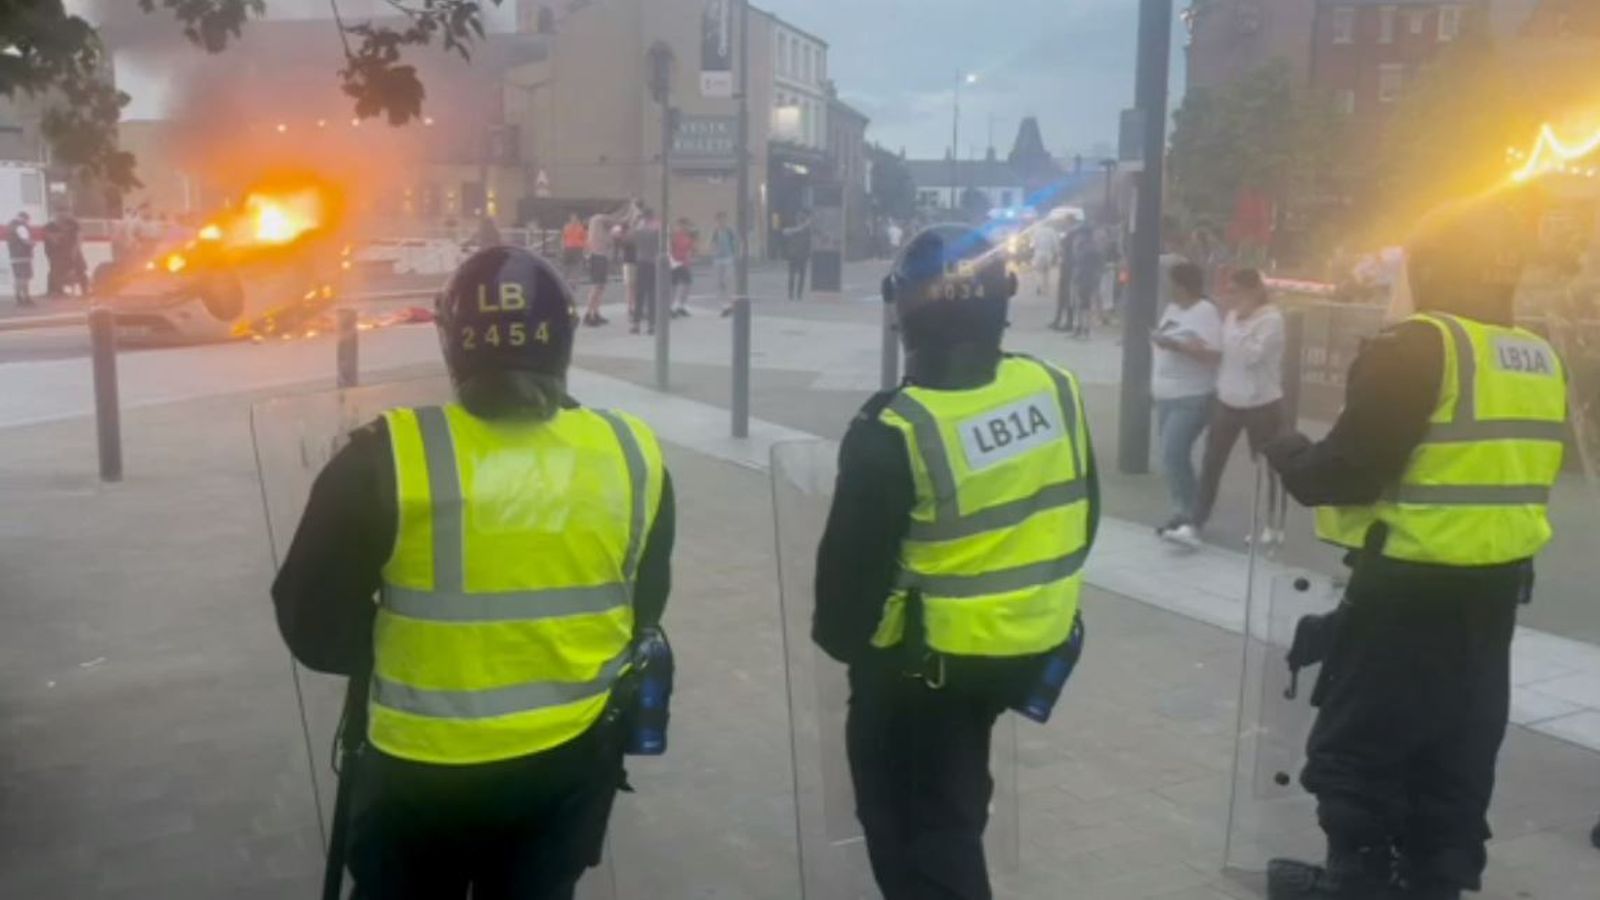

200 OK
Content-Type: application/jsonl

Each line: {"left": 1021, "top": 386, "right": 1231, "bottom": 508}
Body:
{"left": 1268, "top": 845, "right": 1395, "bottom": 899}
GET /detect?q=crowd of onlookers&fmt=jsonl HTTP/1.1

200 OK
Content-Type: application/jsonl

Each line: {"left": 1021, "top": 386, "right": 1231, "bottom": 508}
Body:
{"left": 556, "top": 200, "right": 811, "bottom": 332}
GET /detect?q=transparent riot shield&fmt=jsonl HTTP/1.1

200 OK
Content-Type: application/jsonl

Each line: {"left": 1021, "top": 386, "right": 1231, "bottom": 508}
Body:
{"left": 1222, "top": 544, "right": 1337, "bottom": 878}
{"left": 771, "top": 439, "right": 1020, "bottom": 900}
{"left": 251, "top": 376, "right": 618, "bottom": 899}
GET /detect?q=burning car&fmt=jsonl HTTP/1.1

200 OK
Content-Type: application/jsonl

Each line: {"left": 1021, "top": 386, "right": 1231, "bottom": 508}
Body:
{"left": 101, "top": 179, "right": 353, "bottom": 345}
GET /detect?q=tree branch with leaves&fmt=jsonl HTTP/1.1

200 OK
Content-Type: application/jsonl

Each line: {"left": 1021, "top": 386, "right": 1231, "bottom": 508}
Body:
{"left": 1, "top": 0, "right": 509, "bottom": 194}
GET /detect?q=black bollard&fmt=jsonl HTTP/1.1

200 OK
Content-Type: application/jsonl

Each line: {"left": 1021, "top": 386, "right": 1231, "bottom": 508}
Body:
{"left": 732, "top": 297, "right": 751, "bottom": 438}
{"left": 89, "top": 307, "right": 122, "bottom": 483}
{"left": 337, "top": 308, "right": 359, "bottom": 389}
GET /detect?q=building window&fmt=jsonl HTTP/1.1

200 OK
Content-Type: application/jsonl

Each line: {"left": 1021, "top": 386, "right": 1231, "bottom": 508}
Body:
{"left": 1331, "top": 7, "right": 1355, "bottom": 44}
{"left": 1438, "top": 5, "right": 1462, "bottom": 42}
{"left": 1378, "top": 64, "right": 1404, "bottom": 104}
{"left": 1378, "top": 6, "right": 1396, "bottom": 43}
{"left": 1408, "top": 9, "right": 1426, "bottom": 36}
{"left": 780, "top": 34, "right": 791, "bottom": 75}
{"left": 1335, "top": 89, "right": 1356, "bottom": 115}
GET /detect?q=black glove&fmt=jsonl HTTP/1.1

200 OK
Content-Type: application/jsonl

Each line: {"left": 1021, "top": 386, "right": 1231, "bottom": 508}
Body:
{"left": 1284, "top": 606, "right": 1344, "bottom": 701}
{"left": 1263, "top": 431, "right": 1313, "bottom": 472}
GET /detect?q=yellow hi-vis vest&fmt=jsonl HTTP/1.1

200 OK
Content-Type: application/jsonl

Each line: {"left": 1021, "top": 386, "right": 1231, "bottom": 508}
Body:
{"left": 875, "top": 355, "right": 1091, "bottom": 657}
{"left": 372, "top": 403, "right": 664, "bottom": 765}
{"left": 1315, "top": 313, "right": 1567, "bottom": 566}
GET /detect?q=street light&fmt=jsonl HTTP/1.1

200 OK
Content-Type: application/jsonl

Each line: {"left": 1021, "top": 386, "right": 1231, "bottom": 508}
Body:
{"left": 952, "top": 72, "right": 978, "bottom": 210}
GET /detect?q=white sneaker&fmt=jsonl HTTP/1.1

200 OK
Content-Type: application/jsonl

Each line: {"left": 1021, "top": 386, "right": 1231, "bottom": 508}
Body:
{"left": 1161, "top": 524, "right": 1201, "bottom": 550}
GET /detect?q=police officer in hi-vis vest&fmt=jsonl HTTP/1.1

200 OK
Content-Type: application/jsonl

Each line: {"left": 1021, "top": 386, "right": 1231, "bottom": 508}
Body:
{"left": 815, "top": 224, "right": 1097, "bottom": 899}
{"left": 273, "top": 247, "right": 674, "bottom": 899}
{"left": 1264, "top": 201, "right": 1568, "bottom": 900}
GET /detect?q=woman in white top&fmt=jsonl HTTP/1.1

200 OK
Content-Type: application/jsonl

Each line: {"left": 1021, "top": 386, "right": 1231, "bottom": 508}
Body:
{"left": 1190, "top": 268, "right": 1287, "bottom": 536}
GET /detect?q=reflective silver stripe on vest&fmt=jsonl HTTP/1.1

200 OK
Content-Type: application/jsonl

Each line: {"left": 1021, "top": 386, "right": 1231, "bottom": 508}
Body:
{"left": 887, "top": 393, "right": 962, "bottom": 523}
{"left": 890, "top": 360, "right": 1083, "bottom": 530}
{"left": 1435, "top": 314, "right": 1478, "bottom": 424}
{"left": 594, "top": 410, "right": 649, "bottom": 580}
{"left": 906, "top": 479, "right": 1088, "bottom": 542}
{"left": 1423, "top": 419, "right": 1568, "bottom": 444}
{"left": 416, "top": 406, "right": 465, "bottom": 591}
{"left": 1033, "top": 358, "right": 1084, "bottom": 476}
{"left": 904, "top": 546, "right": 1089, "bottom": 599}
{"left": 383, "top": 406, "right": 640, "bottom": 622}
{"left": 384, "top": 583, "right": 629, "bottom": 623}
{"left": 372, "top": 648, "right": 630, "bottom": 721}
{"left": 1391, "top": 484, "right": 1551, "bottom": 506}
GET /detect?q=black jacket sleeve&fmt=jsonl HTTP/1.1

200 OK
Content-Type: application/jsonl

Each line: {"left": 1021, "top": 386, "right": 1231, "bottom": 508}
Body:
{"left": 1269, "top": 320, "right": 1442, "bottom": 507}
{"left": 633, "top": 472, "right": 675, "bottom": 631}
{"left": 271, "top": 421, "right": 394, "bottom": 676}
{"left": 813, "top": 394, "right": 915, "bottom": 665}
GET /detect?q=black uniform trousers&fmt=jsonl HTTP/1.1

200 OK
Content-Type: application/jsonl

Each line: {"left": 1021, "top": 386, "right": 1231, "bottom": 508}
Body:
{"left": 349, "top": 719, "right": 623, "bottom": 900}
{"left": 846, "top": 662, "right": 1008, "bottom": 900}
{"left": 1302, "top": 563, "right": 1522, "bottom": 892}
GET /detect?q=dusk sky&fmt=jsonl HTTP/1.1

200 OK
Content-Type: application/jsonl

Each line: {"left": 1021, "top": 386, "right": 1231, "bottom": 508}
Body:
{"left": 756, "top": 0, "right": 1189, "bottom": 160}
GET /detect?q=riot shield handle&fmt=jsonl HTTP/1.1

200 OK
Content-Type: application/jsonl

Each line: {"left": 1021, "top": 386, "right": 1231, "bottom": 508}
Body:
{"left": 323, "top": 673, "right": 370, "bottom": 900}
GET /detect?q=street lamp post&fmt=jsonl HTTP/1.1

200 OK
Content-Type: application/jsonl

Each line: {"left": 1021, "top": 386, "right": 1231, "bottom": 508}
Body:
{"left": 951, "top": 72, "right": 977, "bottom": 210}
{"left": 1117, "top": 0, "right": 1175, "bottom": 475}
{"left": 649, "top": 42, "right": 675, "bottom": 392}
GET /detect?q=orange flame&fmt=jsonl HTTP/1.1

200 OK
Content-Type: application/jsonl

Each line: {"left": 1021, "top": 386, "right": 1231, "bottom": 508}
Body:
{"left": 246, "top": 190, "right": 325, "bottom": 245}
{"left": 164, "top": 254, "right": 187, "bottom": 273}
{"left": 1511, "top": 123, "right": 1600, "bottom": 183}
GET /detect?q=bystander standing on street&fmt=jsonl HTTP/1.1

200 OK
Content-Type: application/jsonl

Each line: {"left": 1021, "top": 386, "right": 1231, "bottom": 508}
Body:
{"left": 670, "top": 217, "right": 696, "bottom": 318}
{"left": 1032, "top": 223, "right": 1057, "bottom": 297}
{"left": 619, "top": 220, "right": 639, "bottom": 328}
{"left": 7, "top": 211, "right": 36, "bottom": 308}
{"left": 1052, "top": 221, "right": 1078, "bottom": 331}
{"left": 710, "top": 211, "right": 739, "bottom": 317}
{"left": 1152, "top": 261, "right": 1223, "bottom": 547}
{"left": 560, "top": 212, "right": 588, "bottom": 284}
{"left": 783, "top": 210, "right": 813, "bottom": 301}
{"left": 1189, "top": 268, "right": 1286, "bottom": 543}
{"left": 583, "top": 212, "right": 613, "bottom": 327}
{"left": 470, "top": 214, "right": 501, "bottom": 251}
{"left": 1071, "top": 226, "right": 1105, "bottom": 339}
{"left": 632, "top": 208, "right": 662, "bottom": 335}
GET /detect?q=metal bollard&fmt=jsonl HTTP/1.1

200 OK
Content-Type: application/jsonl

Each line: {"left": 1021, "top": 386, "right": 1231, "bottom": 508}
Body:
{"left": 879, "top": 302, "right": 900, "bottom": 392}
{"left": 337, "top": 308, "right": 359, "bottom": 389}
{"left": 731, "top": 297, "right": 751, "bottom": 438}
{"left": 1281, "top": 307, "right": 1305, "bottom": 426}
{"left": 88, "top": 307, "right": 122, "bottom": 483}
{"left": 655, "top": 254, "right": 671, "bottom": 392}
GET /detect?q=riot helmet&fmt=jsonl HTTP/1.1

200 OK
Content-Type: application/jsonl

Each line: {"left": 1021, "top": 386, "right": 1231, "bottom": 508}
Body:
{"left": 435, "top": 247, "right": 577, "bottom": 419}
{"left": 882, "top": 223, "right": 1017, "bottom": 356}
{"left": 1406, "top": 198, "right": 1534, "bottom": 323}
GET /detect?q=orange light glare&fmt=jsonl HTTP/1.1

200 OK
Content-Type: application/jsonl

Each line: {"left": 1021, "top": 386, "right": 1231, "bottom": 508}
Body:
{"left": 1512, "top": 123, "right": 1600, "bottom": 183}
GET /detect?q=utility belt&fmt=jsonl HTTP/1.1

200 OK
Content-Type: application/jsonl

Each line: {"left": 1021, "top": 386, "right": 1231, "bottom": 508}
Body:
{"left": 895, "top": 589, "right": 1085, "bottom": 724}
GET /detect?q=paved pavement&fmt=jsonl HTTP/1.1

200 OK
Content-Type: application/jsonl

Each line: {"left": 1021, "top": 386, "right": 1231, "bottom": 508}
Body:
{"left": 2, "top": 260, "right": 1599, "bottom": 898}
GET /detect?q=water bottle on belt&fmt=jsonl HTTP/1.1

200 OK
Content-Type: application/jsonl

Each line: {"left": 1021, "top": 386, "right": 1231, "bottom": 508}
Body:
{"left": 626, "top": 627, "right": 673, "bottom": 756}
{"left": 1016, "top": 616, "right": 1085, "bottom": 724}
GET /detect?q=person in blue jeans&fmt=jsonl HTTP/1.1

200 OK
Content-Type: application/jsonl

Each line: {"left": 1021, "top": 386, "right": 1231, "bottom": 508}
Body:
{"left": 1150, "top": 260, "right": 1222, "bottom": 547}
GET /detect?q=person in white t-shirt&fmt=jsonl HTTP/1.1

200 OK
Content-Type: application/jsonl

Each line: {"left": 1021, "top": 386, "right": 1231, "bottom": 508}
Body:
{"left": 1152, "top": 260, "right": 1223, "bottom": 546}
{"left": 1190, "top": 268, "right": 1287, "bottom": 540}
